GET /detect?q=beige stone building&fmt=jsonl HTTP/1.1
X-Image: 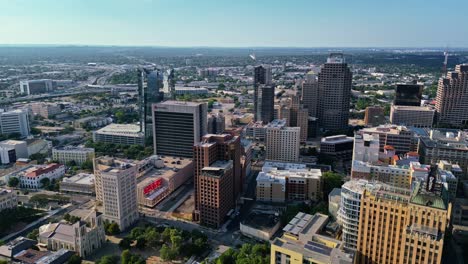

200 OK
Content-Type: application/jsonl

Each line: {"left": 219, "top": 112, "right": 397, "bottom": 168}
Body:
{"left": 38, "top": 209, "right": 105, "bottom": 257}
{"left": 94, "top": 157, "right": 139, "bottom": 231}
{"left": 356, "top": 181, "right": 451, "bottom": 264}
{"left": 265, "top": 124, "right": 300, "bottom": 162}
{"left": 52, "top": 146, "right": 95, "bottom": 165}
{"left": 256, "top": 161, "right": 322, "bottom": 203}
{"left": 390, "top": 105, "right": 435, "bottom": 127}
{"left": 436, "top": 64, "right": 468, "bottom": 127}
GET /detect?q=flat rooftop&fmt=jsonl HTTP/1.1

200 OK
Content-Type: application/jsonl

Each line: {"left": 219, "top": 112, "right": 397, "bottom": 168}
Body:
{"left": 62, "top": 173, "right": 95, "bottom": 185}
{"left": 242, "top": 212, "right": 280, "bottom": 231}
{"left": 156, "top": 100, "right": 204, "bottom": 107}
{"left": 94, "top": 123, "right": 143, "bottom": 136}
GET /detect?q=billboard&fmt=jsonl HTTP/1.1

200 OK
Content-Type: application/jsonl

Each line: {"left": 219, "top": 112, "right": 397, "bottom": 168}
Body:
{"left": 143, "top": 178, "right": 163, "bottom": 195}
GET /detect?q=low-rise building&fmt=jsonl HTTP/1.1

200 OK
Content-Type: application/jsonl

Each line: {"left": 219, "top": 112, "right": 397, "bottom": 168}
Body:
{"left": 390, "top": 105, "right": 435, "bottom": 127}
{"left": 52, "top": 146, "right": 95, "bottom": 165}
{"left": 73, "top": 116, "right": 112, "bottom": 129}
{"left": 38, "top": 209, "right": 105, "bottom": 257}
{"left": 0, "top": 237, "right": 37, "bottom": 259}
{"left": 60, "top": 173, "right": 95, "bottom": 195}
{"left": 13, "top": 248, "right": 73, "bottom": 264}
{"left": 240, "top": 211, "right": 281, "bottom": 241}
{"left": 30, "top": 103, "right": 61, "bottom": 119}
{"left": 5, "top": 163, "right": 65, "bottom": 189}
{"left": 137, "top": 156, "right": 193, "bottom": 207}
{"left": 320, "top": 135, "right": 354, "bottom": 162}
{"left": 271, "top": 212, "right": 353, "bottom": 264}
{"left": 0, "top": 188, "right": 17, "bottom": 211}
{"left": 256, "top": 161, "right": 322, "bottom": 203}
{"left": 359, "top": 125, "right": 417, "bottom": 154}
{"left": 0, "top": 140, "right": 28, "bottom": 159}
{"left": 93, "top": 124, "right": 144, "bottom": 146}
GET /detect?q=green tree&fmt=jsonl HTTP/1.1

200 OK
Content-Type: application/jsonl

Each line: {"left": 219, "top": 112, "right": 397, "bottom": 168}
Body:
{"left": 144, "top": 228, "right": 161, "bottom": 248}
{"left": 105, "top": 222, "right": 120, "bottom": 235}
{"left": 322, "top": 172, "right": 344, "bottom": 200}
{"left": 119, "top": 237, "right": 132, "bottom": 250}
{"left": 27, "top": 228, "right": 39, "bottom": 240}
{"left": 67, "top": 254, "right": 82, "bottom": 264}
{"left": 160, "top": 244, "right": 176, "bottom": 261}
{"left": 81, "top": 159, "right": 93, "bottom": 171}
{"left": 8, "top": 177, "right": 20, "bottom": 188}
{"left": 96, "top": 255, "right": 119, "bottom": 264}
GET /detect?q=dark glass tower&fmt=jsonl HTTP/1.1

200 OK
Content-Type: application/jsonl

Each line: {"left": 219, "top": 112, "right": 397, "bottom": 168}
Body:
{"left": 138, "top": 68, "right": 164, "bottom": 143}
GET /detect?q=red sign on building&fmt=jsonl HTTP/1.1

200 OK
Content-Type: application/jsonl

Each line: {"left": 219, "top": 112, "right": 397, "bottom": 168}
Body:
{"left": 143, "top": 178, "right": 163, "bottom": 195}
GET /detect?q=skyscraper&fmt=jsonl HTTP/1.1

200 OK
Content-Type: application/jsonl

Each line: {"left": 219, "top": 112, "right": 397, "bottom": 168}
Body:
{"left": 257, "top": 85, "right": 275, "bottom": 123}
{"left": 152, "top": 101, "right": 207, "bottom": 158}
{"left": 207, "top": 113, "right": 225, "bottom": 134}
{"left": 138, "top": 68, "right": 164, "bottom": 141}
{"left": 193, "top": 134, "right": 241, "bottom": 227}
{"left": 301, "top": 71, "right": 318, "bottom": 117}
{"left": 94, "top": 157, "right": 139, "bottom": 231}
{"left": 253, "top": 65, "right": 272, "bottom": 122}
{"left": 436, "top": 64, "right": 468, "bottom": 127}
{"left": 394, "top": 83, "right": 423, "bottom": 106}
{"left": 317, "top": 53, "right": 352, "bottom": 131}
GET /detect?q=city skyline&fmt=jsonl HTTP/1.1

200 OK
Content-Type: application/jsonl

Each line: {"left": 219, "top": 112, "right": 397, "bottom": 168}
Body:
{"left": 1, "top": 0, "right": 468, "bottom": 48}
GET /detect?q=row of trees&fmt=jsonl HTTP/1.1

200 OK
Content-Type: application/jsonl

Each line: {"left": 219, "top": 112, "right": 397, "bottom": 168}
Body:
{"left": 85, "top": 140, "right": 153, "bottom": 160}
{"left": 95, "top": 250, "right": 144, "bottom": 264}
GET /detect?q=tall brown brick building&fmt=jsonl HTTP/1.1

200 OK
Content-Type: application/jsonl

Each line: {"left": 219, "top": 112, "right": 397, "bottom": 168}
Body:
{"left": 193, "top": 134, "right": 241, "bottom": 227}
{"left": 436, "top": 64, "right": 468, "bottom": 127}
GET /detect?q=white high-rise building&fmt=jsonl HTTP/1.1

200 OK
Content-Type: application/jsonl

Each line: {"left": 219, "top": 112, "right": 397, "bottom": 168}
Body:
{"left": 352, "top": 133, "right": 380, "bottom": 163}
{"left": 0, "top": 109, "right": 30, "bottom": 137}
{"left": 338, "top": 180, "right": 367, "bottom": 252}
{"left": 265, "top": 121, "right": 300, "bottom": 162}
{"left": 94, "top": 157, "right": 139, "bottom": 231}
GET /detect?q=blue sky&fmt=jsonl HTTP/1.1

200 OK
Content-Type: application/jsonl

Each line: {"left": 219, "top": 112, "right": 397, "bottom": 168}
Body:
{"left": 1, "top": 0, "right": 467, "bottom": 47}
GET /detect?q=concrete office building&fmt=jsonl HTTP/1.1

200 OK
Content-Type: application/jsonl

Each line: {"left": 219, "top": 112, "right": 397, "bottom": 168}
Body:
{"left": 193, "top": 134, "right": 241, "bottom": 226}
{"left": 364, "top": 106, "right": 385, "bottom": 127}
{"left": 256, "top": 161, "right": 322, "bottom": 203}
{"left": 352, "top": 133, "right": 380, "bottom": 163}
{"left": 320, "top": 135, "right": 354, "bottom": 162}
{"left": 265, "top": 125, "right": 300, "bottom": 163}
{"left": 356, "top": 181, "right": 451, "bottom": 264}
{"left": 436, "top": 64, "right": 468, "bottom": 127}
{"left": 271, "top": 212, "right": 353, "bottom": 264}
{"left": 0, "top": 146, "right": 16, "bottom": 164}
{"left": 419, "top": 129, "right": 468, "bottom": 178}
{"left": 301, "top": 71, "right": 318, "bottom": 117}
{"left": 0, "top": 109, "right": 30, "bottom": 137}
{"left": 152, "top": 101, "right": 207, "bottom": 158}
{"left": 30, "top": 103, "right": 61, "bottom": 119}
{"left": 93, "top": 124, "right": 144, "bottom": 146}
{"left": 19, "top": 79, "right": 54, "bottom": 95}
{"left": 0, "top": 188, "right": 17, "bottom": 212}
{"left": 359, "top": 125, "right": 416, "bottom": 154}
{"left": 138, "top": 68, "right": 164, "bottom": 139}
{"left": 207, "top": 113, "right": 225, "bottom": 134}
{"left": 253, "top": 65, "right": 272, "bottom": 122}
{"left": 394, "top": 83, "right": 423, "bottom": 106}
{"left": 52, "top": 146, "right": 95, "bottom": 165}
{"left": 94, "top": 157, "right": 139, "bottom": 231}
{"left": 317, "top": 53, "right": 352, "bottom": 131}
{"left": 197, "top": 160, "right": 234, "bottom": 228}
{"left": 0, "top": 140, "right": 28, "bottom": 159}
{"left": 390, "top": 105, "right": 435, "bottom": 127}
